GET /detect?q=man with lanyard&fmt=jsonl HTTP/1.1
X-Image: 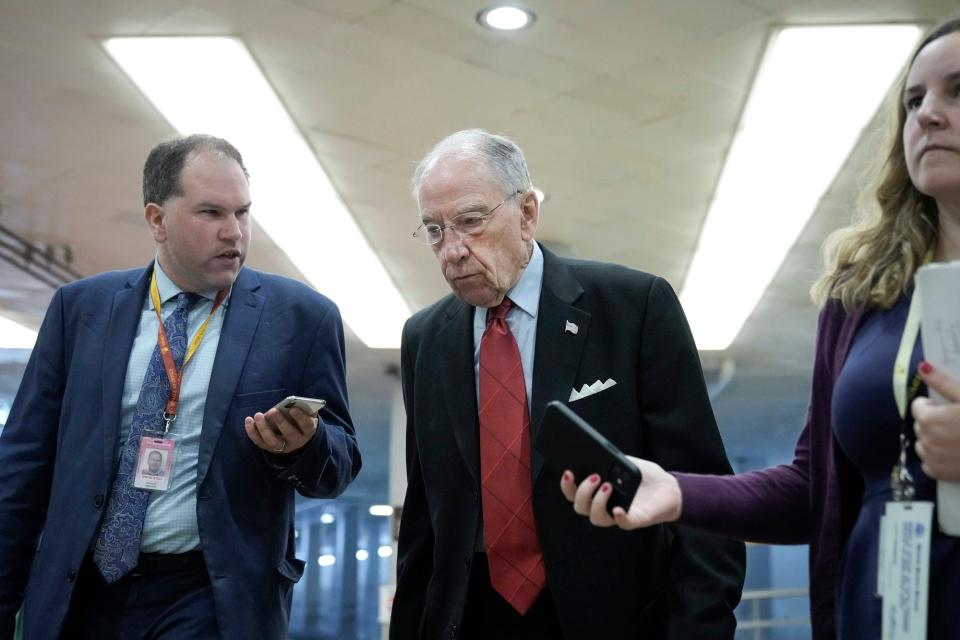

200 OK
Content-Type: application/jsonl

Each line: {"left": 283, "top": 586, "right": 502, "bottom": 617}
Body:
{"left": 0, "top": 134, "right": 361, "bottom": 639}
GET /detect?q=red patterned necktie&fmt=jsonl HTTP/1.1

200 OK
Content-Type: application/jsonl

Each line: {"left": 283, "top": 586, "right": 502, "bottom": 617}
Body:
{"left": 478, "top": 297, "right": 546, "bottom": 614}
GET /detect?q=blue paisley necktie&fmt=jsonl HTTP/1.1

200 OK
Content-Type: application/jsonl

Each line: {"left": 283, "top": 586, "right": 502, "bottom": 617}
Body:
{"left": 93, "top": 292, "right": 199, "bottom": 583}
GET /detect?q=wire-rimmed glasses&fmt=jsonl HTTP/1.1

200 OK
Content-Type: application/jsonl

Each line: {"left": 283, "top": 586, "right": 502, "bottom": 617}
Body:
{"left": 413, "top": 190, "right": 523, "bottom": 245}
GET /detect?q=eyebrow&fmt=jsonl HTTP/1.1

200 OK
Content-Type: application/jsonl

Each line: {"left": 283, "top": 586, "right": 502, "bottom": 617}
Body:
{"left": 904, "top": 69, "right": 960, "bottom": 99}
{"left": 454, "top": 201, "right": 490, "bottom": 216}
{"left": 196, "top": 201, "right": 252, "bottom": 211}
{"left": 420, "top": 200, "right": 488, "bottom": 223}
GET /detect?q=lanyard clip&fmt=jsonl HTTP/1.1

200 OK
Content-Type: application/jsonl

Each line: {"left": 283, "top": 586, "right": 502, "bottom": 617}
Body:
{"left": 891, "top": 433, "right": 916, "bottom": 501}
{"left": 162, "top": 412, "right": 176, "bottom": 435}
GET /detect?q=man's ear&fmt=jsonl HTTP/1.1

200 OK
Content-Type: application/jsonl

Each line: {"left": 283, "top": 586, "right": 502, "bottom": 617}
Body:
{"left": 144, "top": 203, "right": 166, "bottom": 242}
{"left": 519, "top": 190, "right": 539, "bottom": 242}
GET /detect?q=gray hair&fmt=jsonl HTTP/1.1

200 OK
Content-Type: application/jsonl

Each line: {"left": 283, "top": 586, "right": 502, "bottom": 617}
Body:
{"left": 411, "top": 129, "right": 533, "bottom": 200}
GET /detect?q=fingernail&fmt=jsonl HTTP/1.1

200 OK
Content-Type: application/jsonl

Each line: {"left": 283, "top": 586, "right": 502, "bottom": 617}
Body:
{"left": 600, "top": 483, "right": 610, "bottom": 493}
{"left": 563, "top": 471, "right": 572, "bottom": 481}
{"left": 589, "top": 474, "right": 599, "bottom": 483}
{"left": 920, "top": 361, "right": 934, "bottom": 375}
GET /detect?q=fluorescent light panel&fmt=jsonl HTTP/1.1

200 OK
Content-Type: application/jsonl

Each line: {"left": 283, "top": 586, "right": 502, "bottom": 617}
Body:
{"left": 680, "top": 25, "right": 921, "bottom": 351}
{"left": 103, "top": 37, "right": 410, "bottom": 348}
{"left": 0, "top": 315, "right": 37, "bottom": 349}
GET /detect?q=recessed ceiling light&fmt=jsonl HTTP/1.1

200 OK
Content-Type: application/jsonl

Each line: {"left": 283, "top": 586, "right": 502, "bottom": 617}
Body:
{"left": 368, "top": 505, "right": 394, "bottom": 517}
{"left": 318, "top": 554, "right": 336, "bottom": 567}
{"left": 477, "top": 5, "right": 536, "bottom": 31}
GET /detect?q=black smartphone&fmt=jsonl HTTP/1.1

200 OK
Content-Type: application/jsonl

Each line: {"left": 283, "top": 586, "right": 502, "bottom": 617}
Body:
{"left": 535, "top": 400, "right": 642, "bottom": 514}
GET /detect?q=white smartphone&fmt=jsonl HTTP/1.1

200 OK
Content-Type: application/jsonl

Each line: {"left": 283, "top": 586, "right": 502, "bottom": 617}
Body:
{"left": 272, "top": 395, "right": 326, "bottom": 416}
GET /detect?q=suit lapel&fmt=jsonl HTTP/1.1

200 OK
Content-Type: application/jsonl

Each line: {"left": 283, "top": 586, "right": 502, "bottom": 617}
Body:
{"left": 197, "top": 268, "right": 264, "bottom": 487}
{"left": 435, "top": 299, "right": 482, "bottom": 487}
{"left": 530, "top": 248, "right": 590, "bottom": 481}
{"left": 100, "top": 267, "right": 152, "bottom": 477}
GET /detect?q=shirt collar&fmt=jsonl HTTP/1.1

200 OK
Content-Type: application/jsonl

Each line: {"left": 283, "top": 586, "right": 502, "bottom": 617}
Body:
{"left": 504, "top": 242, "right": 543, "bottom": 319}
{"left": 150, "top": 259, "right": 231, "bottom": 310}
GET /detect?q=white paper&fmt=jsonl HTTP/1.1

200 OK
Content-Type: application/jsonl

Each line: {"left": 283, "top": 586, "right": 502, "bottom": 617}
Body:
{"left": 916, "top": 261, "right": 960, "bottom": 535}
{"left": 881, "top": 501, "right": 933, "bottom": 640}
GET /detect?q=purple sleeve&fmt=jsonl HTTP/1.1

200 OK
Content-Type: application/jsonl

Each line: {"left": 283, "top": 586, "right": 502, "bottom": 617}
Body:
{"left": 674, "top": 300, "right": 851, "bottom": 544}
{"left": 675, "top": 419, "right": 810, "bottom": 544}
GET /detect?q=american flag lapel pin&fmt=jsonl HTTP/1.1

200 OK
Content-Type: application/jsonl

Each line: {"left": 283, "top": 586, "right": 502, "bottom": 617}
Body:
{"left": 564, "top": 320, "right": 579, "bottom": 335}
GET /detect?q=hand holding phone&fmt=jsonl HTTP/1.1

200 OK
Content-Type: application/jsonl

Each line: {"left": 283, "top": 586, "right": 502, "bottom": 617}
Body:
{"left": 535, "top": 401, "right": 642, "bottom": 514}
{"left": 246, "top": 396, "right": 324, "bottom": 456}
{"left": 272, "top": 396, "right": 326, "bottom": 417}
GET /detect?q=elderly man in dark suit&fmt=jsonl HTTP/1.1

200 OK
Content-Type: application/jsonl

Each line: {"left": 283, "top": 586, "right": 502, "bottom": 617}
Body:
{"left": 390, "top": 129, "right": 745, "bottom": 639}
{"left": 0, "top": 134, "right": 361, "bottom": 639}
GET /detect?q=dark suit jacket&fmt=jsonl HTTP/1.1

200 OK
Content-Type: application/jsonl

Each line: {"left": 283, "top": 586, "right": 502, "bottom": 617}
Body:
{"left": 392, "top": 245, "right": 745, "bottom": 639}
{"left": 678, "top": 300, "right": 865, "bottom": 640}
{"left": 0, "top": 264, "right": 362, "bottom": 639}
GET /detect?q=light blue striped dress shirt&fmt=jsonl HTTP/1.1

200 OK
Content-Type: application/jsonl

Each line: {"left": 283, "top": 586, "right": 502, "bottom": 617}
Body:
{"left": 115, "top": 262, "right": 228, "bottom": 553}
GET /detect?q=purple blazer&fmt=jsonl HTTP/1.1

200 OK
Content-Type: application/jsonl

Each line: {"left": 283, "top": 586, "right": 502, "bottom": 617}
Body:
{"left": 677, "top": 300, "right": 865, "bottom": 640}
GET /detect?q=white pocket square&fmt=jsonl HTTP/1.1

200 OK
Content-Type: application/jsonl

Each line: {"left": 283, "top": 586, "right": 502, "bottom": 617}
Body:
{"left": 569, "top": 378, "right": 617, "bottom": 402}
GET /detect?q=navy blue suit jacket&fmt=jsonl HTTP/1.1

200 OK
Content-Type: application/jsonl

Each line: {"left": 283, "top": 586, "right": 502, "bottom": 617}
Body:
{"left": 0, "top": 264, "right": 361, "bottom": 639}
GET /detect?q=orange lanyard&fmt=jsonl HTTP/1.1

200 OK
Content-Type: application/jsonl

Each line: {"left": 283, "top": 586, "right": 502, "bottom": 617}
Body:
{"left": 149, "top": 272, "right": 227, "bottom": 430}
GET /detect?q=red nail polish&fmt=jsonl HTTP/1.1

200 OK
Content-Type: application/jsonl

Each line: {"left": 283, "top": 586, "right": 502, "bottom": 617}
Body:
{"left": 601, "top": 484, "right": 610, "bottom": 493}
{"left": 589, "top": 474, "right": 599, "bottom": 483}
{"left": 563, "top": 471, "right": 572, "bottom": 481}
{"left": 920, "top": 361, "right": 934, "bottom": 375}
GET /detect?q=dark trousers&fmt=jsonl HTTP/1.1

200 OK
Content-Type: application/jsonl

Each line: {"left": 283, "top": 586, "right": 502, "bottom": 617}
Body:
{"left": 61, "top": 552, "right": 217, "bottom": 640}
{"left": 460, "top": 553, "right": 564, "bottom": 640}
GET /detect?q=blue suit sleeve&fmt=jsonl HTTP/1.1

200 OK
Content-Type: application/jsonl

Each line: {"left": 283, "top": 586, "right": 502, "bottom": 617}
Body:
{"left": 0, "top": 289, "right": 66, "bottom": 635}
{"left": 274, "top": 301, "right": 361, "bottom": 497}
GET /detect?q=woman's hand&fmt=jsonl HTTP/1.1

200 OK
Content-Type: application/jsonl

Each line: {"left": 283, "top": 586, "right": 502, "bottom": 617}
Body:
{"left": 913, "top": 361, "right": 960, "bottom": 481}
{"left": 559, "top": 456, "right": 683, "bottom": 530}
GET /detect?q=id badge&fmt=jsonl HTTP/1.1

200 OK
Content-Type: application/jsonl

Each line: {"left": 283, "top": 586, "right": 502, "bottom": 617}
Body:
{"left": 878, "top": 501, "right": 933, "bottom": 640}
{"left": 133, "top": 435, "right": 176, "bottom": 492}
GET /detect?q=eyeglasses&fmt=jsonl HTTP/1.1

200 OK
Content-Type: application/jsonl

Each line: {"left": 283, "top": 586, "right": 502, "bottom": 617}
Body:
{"left": 413, "top": 190, "right": 523, "bottom": 245}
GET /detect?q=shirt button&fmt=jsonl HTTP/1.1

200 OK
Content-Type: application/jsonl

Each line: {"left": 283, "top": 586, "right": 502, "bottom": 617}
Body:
{"left": 67, "top": 569, "right": 77, "bottom": 582}
{"left": 464, "top": 555, "right": 471, "bottom": 568}
{"left": 94, "top": 494, "right": 104, "bottom": 508}
{"left": 473, "top": 491, "right": 479, "bottom": 503}
{"left": 450, "top": 624, "right": 458, "bottom": 638}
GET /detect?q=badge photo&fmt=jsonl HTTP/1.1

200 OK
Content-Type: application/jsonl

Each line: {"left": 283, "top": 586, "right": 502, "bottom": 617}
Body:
{"left": 133, "top": 437, "right": 175, "bottom": 492}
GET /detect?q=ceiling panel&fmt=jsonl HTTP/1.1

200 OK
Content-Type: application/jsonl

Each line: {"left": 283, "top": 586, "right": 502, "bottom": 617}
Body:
{"left": 1, "top": 0, "right": 957, "bottom": 490}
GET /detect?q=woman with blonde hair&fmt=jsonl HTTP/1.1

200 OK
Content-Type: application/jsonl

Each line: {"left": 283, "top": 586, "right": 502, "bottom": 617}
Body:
{"left": 562, "top": 17, "right": 960, "bottom": 640}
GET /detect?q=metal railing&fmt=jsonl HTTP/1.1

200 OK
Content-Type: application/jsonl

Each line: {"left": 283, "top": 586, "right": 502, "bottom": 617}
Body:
{"left": 736, "top": 587, "right": 810, "bottom": 639}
